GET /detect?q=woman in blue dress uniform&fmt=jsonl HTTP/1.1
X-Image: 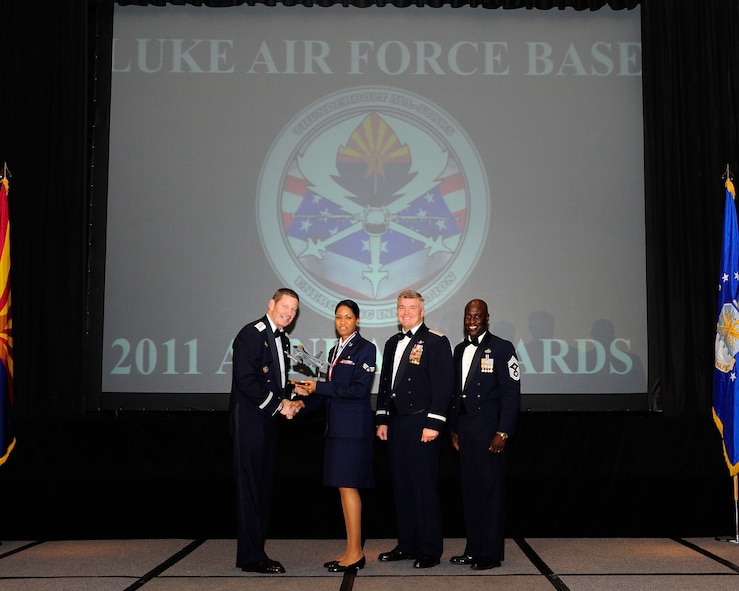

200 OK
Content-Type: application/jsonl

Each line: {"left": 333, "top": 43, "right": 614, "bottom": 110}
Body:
{"left": 296, "top": 299, "right": 376, "bottom": 572}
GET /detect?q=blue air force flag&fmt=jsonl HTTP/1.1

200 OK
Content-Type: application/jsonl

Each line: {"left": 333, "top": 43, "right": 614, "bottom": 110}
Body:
{"left": 713, "top": 179, "right": 739, "bottom": 477}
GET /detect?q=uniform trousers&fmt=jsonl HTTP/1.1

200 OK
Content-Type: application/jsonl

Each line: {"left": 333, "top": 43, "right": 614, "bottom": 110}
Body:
{"left": 230, "top": 400, "right": 278, "bottom": 566}
{"left": 387, "top": 412, "right": 443, "bottom": 558}
{"left": 458, "top": 412, "right": 506, "bottom": 560}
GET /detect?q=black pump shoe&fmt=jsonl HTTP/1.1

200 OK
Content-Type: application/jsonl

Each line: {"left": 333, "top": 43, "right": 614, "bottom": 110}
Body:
{"left": 328, "top": 556, "right": 366, "bottom": 572}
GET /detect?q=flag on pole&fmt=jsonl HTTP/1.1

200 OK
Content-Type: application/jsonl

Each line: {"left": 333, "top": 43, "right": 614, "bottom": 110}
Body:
{"left": 0, "top": 173, "right": 13, "bottom": 466}
{"left": 713, "top": 178, "right": 739, "bottom": 477}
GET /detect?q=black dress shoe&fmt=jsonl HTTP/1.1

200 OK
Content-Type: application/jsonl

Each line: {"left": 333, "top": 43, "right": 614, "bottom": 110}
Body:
{"left": 449, "top": 554, "right": 475, "bottom": 565}
{"left": 413, "top": 555, "right": 440, "bottom": 569}
{"left": 323, "top": 559, "right": 339, "bottom": 568}
{"left": 241, "top": 560, "right": 286, "bottom": 574}
{"left": 328, "top": 555, "right": 366, "bottom": 572}
{"left": 471, "top": 558, "right": 501, "bottom": 570}
{"left": 378, "top": 549, "right": 417, "bottom": 561}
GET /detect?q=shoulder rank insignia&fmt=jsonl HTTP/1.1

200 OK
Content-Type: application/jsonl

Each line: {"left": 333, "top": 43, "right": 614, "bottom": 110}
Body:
{"left": 508, "top": 355, "right": 521, "bottom": 381}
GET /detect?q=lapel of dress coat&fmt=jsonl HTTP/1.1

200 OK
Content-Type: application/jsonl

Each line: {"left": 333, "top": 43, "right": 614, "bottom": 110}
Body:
{"left": 329, "top": 333, "right": 357, "bottom": 379}
{"left": 264, "top": 316, "right": 285, "bottom": 390}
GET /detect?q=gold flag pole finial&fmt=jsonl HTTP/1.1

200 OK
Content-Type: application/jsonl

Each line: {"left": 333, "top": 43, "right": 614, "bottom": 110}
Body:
{"left": 0, "top": 163, "right": 9, "bottom": 195}
{"left": 724, "top": 164, "right": 735, "bottom": 199}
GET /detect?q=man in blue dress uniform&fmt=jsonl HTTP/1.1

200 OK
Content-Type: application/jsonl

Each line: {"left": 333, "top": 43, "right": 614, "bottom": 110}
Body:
{"left": 229, "top": 288, "right": 304, "bottom": 574}
{"left": 375, "top": 289, "right": 453, "bottom": 569}
{"left": 449, "top": 298, "right": 521, "bottom": 570}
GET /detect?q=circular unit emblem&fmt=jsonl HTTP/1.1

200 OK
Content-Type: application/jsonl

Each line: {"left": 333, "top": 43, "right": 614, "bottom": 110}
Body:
{"left": 258, "top": 86, "right": 489, "bottom": 325}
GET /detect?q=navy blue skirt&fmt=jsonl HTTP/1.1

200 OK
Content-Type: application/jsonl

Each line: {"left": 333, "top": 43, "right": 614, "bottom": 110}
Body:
{"left": 323, "top": 437, "right": 374, "bottom": 489}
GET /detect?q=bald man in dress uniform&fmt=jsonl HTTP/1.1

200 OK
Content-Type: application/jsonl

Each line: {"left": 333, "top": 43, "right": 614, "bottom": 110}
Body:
{"left": 449, "top": 299, "right": 521, "bottom": 571}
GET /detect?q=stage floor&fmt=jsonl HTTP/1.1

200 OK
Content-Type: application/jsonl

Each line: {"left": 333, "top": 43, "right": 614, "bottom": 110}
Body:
{"left": 1, "top": 537, "right": 738, "bottom": 590}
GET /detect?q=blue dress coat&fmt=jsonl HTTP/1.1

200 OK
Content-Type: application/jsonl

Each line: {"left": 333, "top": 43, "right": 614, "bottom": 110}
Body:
{"left": 228, "top": 314, "right": 291, "bottom": 566}
{"left": 450, "top": 331, "right": 521, "bottom": 561}
{"left": 374, "top": 323, "right": 453, "bottom": 559}
{"left": 313, "top": 333, "right": 376, "bottom": 489}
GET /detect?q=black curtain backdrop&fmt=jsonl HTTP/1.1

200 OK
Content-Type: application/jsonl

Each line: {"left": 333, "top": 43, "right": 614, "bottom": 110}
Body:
{"left": 1, "top": 0, "right": 739, "bottom": 540}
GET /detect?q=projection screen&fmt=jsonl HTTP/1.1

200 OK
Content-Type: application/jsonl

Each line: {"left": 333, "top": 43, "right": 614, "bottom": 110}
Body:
{"left": 98, "top": 4, "right": 646, "bottom": 411}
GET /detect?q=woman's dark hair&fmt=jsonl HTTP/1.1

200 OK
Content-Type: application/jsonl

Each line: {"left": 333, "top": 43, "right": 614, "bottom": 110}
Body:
{"left": 335, "top": 299, "right": 360, "bottom": 318}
